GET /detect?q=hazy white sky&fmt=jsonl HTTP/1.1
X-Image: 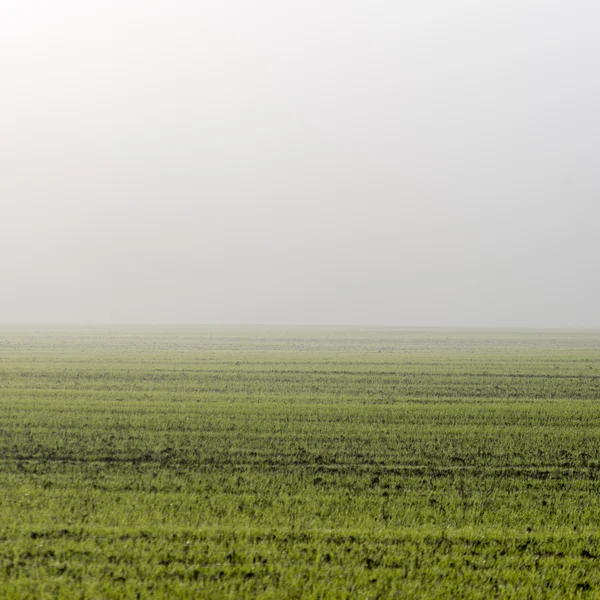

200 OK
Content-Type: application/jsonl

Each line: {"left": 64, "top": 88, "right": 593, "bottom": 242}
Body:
{"left": 1, "top": 1, "right": 599, "bottom": 326}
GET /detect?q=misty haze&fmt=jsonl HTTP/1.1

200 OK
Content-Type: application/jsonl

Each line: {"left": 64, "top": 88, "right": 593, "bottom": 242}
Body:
{"left": 2, "top": 1, "right": 599, "bottom": 327}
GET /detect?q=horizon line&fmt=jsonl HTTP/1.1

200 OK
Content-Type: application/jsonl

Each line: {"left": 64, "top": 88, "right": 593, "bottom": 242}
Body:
{"left": 1, "top": 323, "right": 600, "bottom": 331}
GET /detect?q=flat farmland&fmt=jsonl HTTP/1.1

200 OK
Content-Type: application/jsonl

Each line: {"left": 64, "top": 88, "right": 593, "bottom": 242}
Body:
{"left": 1, "top": 327, "right": 600, "bottom": 598}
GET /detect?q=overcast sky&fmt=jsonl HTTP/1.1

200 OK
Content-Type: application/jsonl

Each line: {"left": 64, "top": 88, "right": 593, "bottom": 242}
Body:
{"left": 1, "top": 1, "right": 599, "bottom": 326}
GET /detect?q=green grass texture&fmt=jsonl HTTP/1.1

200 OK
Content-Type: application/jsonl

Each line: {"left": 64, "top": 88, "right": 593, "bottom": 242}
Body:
{"left": 1, "top": 326, "right": 600, "bottom": 598}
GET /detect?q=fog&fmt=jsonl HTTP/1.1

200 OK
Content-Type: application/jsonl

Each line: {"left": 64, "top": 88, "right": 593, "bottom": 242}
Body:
{"left": 1, "top": 1, "right": 599, "bottom": 327}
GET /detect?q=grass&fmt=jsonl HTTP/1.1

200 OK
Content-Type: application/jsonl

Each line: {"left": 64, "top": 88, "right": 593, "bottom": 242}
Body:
{"left": 1, "top": 326, "right": 600, "bottom": 598}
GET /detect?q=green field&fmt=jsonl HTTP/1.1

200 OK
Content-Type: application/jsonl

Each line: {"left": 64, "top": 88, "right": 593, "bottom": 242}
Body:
{"left": 1, "top": 326, "right": 600, "bottom": 598}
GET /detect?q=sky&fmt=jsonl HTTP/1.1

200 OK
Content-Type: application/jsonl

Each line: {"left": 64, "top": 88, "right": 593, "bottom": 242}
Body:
{"left": 1, "top": 0, "right": 599, "bottom": 327}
